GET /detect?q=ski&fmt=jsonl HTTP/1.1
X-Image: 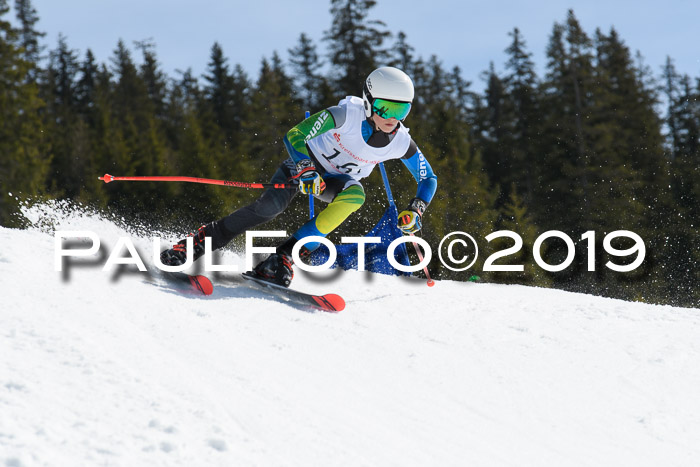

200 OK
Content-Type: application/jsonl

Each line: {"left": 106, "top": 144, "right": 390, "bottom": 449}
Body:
{"left": 157, "top": 270, "right": 343, "bottom": 312}
{"left": 241, "top": 273, "right": 345, "bottom": 312}
{"left": 162, "top": 271, "right": 214, "bottom": 296}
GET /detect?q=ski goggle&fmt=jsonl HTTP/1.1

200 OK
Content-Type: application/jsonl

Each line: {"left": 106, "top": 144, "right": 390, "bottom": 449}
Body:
{"left": 371, "top": 98, "right": 412, "bottom": 120}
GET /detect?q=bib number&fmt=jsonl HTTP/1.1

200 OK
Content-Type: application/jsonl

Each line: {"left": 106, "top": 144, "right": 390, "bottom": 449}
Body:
{"left": 320, "top": 148, "right": 360, "bottom": 175}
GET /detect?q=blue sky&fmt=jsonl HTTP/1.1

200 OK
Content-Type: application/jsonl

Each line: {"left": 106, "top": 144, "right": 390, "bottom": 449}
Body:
{"left": 21, "top": 0, "right": 700, "bottom": 93}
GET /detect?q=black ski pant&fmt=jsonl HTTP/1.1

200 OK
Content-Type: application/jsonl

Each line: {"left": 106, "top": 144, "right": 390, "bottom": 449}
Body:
{"left": 203, "top": 157, "right": 356, "bottom": 251}
{"left": 204, "top": 158, "right": 298, "bottom": 251}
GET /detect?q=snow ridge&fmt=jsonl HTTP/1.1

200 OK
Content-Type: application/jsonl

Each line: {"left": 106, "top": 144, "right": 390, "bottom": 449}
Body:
{"left": 1, "top": 201, "right": 699, "bottom": 466}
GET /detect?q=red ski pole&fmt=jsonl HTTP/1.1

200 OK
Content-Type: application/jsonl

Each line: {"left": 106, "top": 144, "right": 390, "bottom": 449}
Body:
{"left": 408, "top": 233, "right": 435, "bottom": 287}
{"left": 98, "top": 173, "right": 296, "bottom": 189}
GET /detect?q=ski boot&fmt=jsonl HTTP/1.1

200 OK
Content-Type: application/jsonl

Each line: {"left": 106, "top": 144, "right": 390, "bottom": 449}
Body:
{"left": 249, "top": 236, "right": 315, "bottom": 288}
{"left": 251, "top": 253, "right": 295, "bottom": 288}
{"left": 160, "top": 224, "right": 210, "bottom": 267}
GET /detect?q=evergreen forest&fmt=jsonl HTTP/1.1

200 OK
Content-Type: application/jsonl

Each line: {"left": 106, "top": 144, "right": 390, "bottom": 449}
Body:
{"left": 0, "top": 0, "right": 698, "bottom": 306}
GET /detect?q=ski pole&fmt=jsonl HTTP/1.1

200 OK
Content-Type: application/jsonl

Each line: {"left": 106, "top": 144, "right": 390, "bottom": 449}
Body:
{"left": 408, "top": 233, "right": 435, "bottom": 287}
{"left": 304, "top": 110, "right": 314, "bottom": 220}
{"left": 98, "top": 174, "right": 296, "bottom": 189}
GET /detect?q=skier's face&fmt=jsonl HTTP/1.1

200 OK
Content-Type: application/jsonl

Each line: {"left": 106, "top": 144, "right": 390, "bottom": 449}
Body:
{"left": 371, "top": 113, "right": 399, "bottom": 133}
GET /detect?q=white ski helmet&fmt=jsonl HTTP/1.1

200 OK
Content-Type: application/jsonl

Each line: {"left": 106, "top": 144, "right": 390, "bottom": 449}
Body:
{"left": 362, "top": 66, "right": 414, "bottom": 120}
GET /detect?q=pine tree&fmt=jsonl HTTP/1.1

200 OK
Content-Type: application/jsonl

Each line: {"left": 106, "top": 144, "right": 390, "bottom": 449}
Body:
{"left": 537, "top": 11, "right": 597, "bottom": 233}
{"left": 662, "top": 60, "right": 700, "bottom": 304}
{"left": 495, "top": 184, "right": 552, "bottom": 286}
{"left": 135, "top": 39, "right": 167, "bottom": 120}
{"left": 324, "top": 0, "right": 390, "bottom": 95}
{"left": 478, "top": 61, "right": 509, "bottom": 200}
{"left": 202, "top": 42, "right": 235, "bottom": 140}
{"left": 13, "top": 0, "right": 43, "bottom": 81}
{"left": 199, "top": 43, "right": 251, "bottom": 196}
{"left": 241, "top": 55, "right": 300, "bottom": 177}
{"left": 590, "top": 27, "right": 675, "bottom": 301}
{"left": 389, "top": 31, "right": 415, "bottom": 75}
{"left": 42, "top": 34, "right": 80, "bottom": 196}
{"left": 174, "top": 105, "right": 221, "bottom": 220}
{"left": 164, "top": 67, "right": 201, "bottom": 149}
{"left": 406, "top": 56, "right": 429, "bottom": 118}
{"left": 110, "top": 39, "right": 150, "bottom": 119}
{"left": 106, "top": 40, "right": 170, "bottom": 216}
{"left": 288, "top": 32, "right": 330, "bottom": 110}
{"left": 229, "top": 63, "right": 251, "bottom": 141}
{"left": 75, "top": 49, "right": 98, "bottom": 115}
{"left": 0, "top": 0, "right": 49, "bottom": 226}
{"left": 449, "top": 65, "right": 474, "bottom": 123}
{"left": 108, "top": 39, "right": 143, "bottom": 177}
{"left": 45, "top": 34, "right": 78, "bottom": 109}
{"left": 72, "top": 49, "right": 110, "bottom": 206}
{"left": 502, "top": 28, "right": 540, "bottom": 206}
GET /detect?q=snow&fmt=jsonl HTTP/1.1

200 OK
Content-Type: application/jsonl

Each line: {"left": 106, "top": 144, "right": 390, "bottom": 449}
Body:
{"left": 1, "top": 202, "right": 699, "bottom": 466}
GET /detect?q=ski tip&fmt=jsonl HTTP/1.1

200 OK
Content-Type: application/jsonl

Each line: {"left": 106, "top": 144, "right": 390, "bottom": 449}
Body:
{"left": 189, "top": 274, "right": 214, "bottom": 295}
{"left": 314, "top": 293, "right": 345, "bottom": 312}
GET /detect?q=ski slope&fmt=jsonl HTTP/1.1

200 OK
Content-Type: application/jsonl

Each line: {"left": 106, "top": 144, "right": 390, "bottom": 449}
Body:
{"left": 1, "top": 201, "right": 699, "bottom": 467}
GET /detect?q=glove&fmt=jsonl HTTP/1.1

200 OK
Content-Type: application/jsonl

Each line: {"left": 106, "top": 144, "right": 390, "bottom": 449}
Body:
{"left": 398, "top": 198, "right": 428, "bottom": 234}
{"left": 294, "top": 159, "right": 326, "bottom": 195}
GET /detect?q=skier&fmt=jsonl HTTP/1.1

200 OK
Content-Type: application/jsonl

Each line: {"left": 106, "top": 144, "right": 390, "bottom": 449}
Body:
{"left": 160, "top": 66, "right": 438, "bottom": 287}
